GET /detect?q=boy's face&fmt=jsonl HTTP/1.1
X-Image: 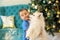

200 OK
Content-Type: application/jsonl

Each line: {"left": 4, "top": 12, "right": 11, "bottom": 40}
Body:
{"left": 19, "top": 10, "right": 29, "bottom": 20}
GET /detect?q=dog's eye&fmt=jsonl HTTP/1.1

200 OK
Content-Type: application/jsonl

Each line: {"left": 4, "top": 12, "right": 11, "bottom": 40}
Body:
{"left": 38, "top": 15, "right": 41, "bottom": 17}
{"left": 33, "top": 15, "right": 35, "bottom": 16}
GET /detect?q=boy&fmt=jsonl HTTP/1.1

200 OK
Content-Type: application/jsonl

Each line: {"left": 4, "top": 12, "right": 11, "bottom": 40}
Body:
{"left": 19, "top": 9, "right": 29, "bottom": 40}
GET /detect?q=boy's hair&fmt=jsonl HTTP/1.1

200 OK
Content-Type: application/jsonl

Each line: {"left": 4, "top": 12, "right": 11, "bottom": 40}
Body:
{"left": 19, "top": 8, "right": 28, "bottom": 12}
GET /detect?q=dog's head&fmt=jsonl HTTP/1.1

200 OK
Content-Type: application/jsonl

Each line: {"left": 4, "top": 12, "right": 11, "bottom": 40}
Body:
{"left": 33, "top": 12, "right": 41, "bottom": 18}
{"left": 29, "top": 11, "right": 42, "bottom": 23}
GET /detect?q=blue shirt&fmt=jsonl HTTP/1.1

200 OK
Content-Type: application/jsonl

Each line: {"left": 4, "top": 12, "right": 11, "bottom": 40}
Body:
{"left": 22, "top": 20, "right": 29, "bottom": 31}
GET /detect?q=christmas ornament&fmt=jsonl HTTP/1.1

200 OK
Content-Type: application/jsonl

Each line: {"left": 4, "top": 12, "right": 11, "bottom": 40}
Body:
{"left": 45, "top": 8, "right": 48, "bottom": 12}
{"left": 56, "top": 15, "right": 59, "bottom": 18}
{"left": 43, "top": 0, "right": 46, "bottom": 4}
{"left": 58, "top": 20, "right": 60, "bottom": 23}
{"left": 32, "top": 3, "right": 35, "bottom": 7}
{"left": 28, "top": 9, "right": 30, "bottom": 12}
{"left": 34, "top": 5, "right": 38, "bottom": 9}
{"left": 57, "top": 11, "right": 60, "bottom": 15}
{"left": 45, "top": 17, "right": 47, "bottom": 19}
{"left": 53, "top": 3, "right": 56, "bottom": 6}
{"left": 59, "top": 30, "right": 60, "bottom": 32}
{"left": 56, "top": 0, "right": 59, "bottom": 3}
{"left": 47, "top": 27, "right": 50, "bottom": 30}
{"left": 48, "top": 1, "right": 51, "bottom": 4}
{"left": 46, "top": 25, "right": 50, "bottom": 30}
{"left": 47, "top": 12, "right": 50, "bottom": 16}
{"left": 53, "top": 25, "right": 56, "bottom": 28}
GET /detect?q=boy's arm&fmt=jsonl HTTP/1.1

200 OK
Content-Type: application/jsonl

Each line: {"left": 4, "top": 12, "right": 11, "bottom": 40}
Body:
{"left": 22, "top": 21, "right": 29, "bottom": 31}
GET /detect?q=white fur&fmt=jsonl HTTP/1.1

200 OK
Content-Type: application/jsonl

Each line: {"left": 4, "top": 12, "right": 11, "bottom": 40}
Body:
{"left": 26, "top": 11, "right": 48, "bottom": 40}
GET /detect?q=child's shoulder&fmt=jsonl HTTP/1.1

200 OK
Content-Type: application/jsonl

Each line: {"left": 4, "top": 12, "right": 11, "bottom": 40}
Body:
{"left": 22, "top": 20, "right": 29, "bottom": 24}
{"left": 23, "top": 20, "right": 28, "bottom": 22}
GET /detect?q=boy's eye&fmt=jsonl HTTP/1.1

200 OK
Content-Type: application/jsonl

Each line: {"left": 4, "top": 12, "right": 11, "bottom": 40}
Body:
{"left": 25, "top": 13, "right": 27, "bottom": 15}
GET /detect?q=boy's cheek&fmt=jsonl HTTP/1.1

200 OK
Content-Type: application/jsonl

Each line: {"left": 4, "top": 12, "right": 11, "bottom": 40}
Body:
{"left": 20, "top": 16, "right": 29, "bottom": 20}
{"left": 21, "top": 17, "right": 25, "bottom": 20}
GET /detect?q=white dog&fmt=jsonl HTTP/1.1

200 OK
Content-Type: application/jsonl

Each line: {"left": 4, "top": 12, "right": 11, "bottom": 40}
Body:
{"left": 26, "top": 11, "right": 48, "bottom": 40}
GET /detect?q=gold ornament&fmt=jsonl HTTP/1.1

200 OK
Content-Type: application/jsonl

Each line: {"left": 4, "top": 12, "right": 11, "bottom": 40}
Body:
{"left": 59, "top": 30, "right": 60, "bottom": 32}
{"left": 58, "top": 20, "right": 60, "bottom": 23}
{"left": 57, "top": 11, "right": 60, "bottom": 15}
{"left": 47, "top": 12, "right": 50, "bottom": 16}
{"left": 48, "top": 1, "right": 51, "bottom": 4}
{"left": 45, "top": 17, "right": 47, "bottom": 19}
{"left": 56, "top": 0, "right": 59, "bottom": 3}
{"left": 34, "top": 5, "right": 38, "bottom": 9}
{"left": 46, "top": 26, "right": 50, "bottom": 30}
{"left": 56, "top": 15, "right": 59, "bottom": 18}
{"left": 32, "top": 3, "right": 35, "bottom": 7}
{"left": 53, "top": 25, "right": 56, "bottom": 28}
{"left": 45, "top": 8, "right": 48, "bottom": 12}
{"left": 28, "top": 9, "right": 30, "bottom": 12}
{"left": 47, "top": 27, "right": 50, "bottom": 30}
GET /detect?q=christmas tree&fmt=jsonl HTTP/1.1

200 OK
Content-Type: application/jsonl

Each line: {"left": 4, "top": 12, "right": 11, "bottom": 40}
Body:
{"left": 28, "top": 0, "right": 60, "bottom": 36}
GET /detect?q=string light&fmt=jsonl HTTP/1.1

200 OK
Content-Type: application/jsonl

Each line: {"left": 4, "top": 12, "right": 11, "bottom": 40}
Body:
{"left": 43, "top": 0, "right": 46, "bottom": 3}
{"left": 32, "top": 3, "right": 35, "bottom": 7}
{"left": 45, "top": 17, "right": 47, "bottom": 19}
{"left": 58, "top": 20, "right": 60, "bottom": 23}
{"left": 34, "top": 5, "right": 38, "bottom": 9}
{"left": 47, "top": 27, "right": 50, "bottom": 30}
{"left": 57, "top": 11, "right": 60, "bottom": 15}
{"left": 53, "top": 25, "right": 56, "bottom": 28}
{"left": 56, "top": 15, "right": 59, "bottom": 18}
{"left": 45, "top": 8, "right": 48, "bottom": 12}
{"left": 48, "top": 1, "right": 51, "bottom": 4}
{"left": 46, "top": 25, "right": 51, "bottom": 30}
{"left": 47, "top": 12, "right": 50, "bottom": 17}
{"left": 59, "top": 30, "right": 60, "bottom": 32}
{"left": 28, "top": 9, "right": 30, "bottom": 12}
{"left": 56, "top": 0, "right": 59, "bottom": 3}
